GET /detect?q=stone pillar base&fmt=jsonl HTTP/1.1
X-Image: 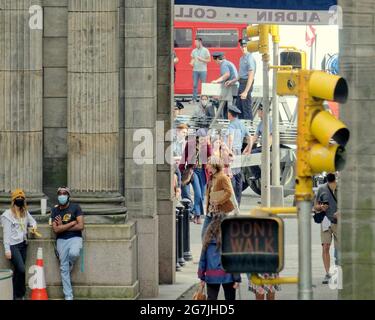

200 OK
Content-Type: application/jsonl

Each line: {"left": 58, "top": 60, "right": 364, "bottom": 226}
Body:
{"left": 0, "top": 223, "right": 139, "bottom": 300}
{"left": 70, "top": 192, "right": 128, "bottom": 224}
{"left": 28, "top": 283, "right": 139, "bottom": 300}
{"left": 0, "top": 192, "right": 47, "bottom": 215}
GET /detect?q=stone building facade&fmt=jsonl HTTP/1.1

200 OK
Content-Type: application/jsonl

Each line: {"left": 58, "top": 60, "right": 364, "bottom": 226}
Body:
{"left": 0, "top": 0, "right": 174, "bottom": 299}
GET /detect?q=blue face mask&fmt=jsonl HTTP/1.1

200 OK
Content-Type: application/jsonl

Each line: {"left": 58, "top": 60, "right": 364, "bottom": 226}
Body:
{"left": 58, "top": 195, "right": 69, "bottom": 206}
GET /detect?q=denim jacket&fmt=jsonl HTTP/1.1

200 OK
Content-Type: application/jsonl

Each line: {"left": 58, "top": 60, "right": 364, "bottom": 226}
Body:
{"left": 198, "top": 239, "right": 241, "bottom": 284}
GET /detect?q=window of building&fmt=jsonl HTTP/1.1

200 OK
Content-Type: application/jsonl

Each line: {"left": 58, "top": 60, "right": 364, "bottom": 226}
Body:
{"left": 174, "top": 28, "right": 193, "bottom": 48}
{"left": 196, "top": 29, "right": 238, "bottom": 48}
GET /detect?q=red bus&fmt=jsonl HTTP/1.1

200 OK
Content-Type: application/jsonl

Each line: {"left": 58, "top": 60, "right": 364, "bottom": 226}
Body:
{"left": 174, "top": 21, "right": 248, "bottom": 97}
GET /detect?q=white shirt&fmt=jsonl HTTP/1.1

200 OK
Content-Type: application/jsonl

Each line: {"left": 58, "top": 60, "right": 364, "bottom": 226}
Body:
{"left": 1, "top": 209, "right": 36, "bottom": 253}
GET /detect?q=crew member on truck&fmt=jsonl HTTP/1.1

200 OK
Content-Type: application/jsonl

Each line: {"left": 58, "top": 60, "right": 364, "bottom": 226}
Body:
{"left": 225, "top": 39, "right": 256, "bottom": 120}
{"left": 211, "top": 52, "right": 239, "bottom": 118}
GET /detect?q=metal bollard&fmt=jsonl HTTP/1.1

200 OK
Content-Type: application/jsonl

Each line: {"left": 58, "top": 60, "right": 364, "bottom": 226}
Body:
{"left": 177, "top": 205, "right": 186, "bottom": 266}
{"left": 176, "top": 207, "right": 182, "bottom": 271}
{"left": 181, "top": 199, "right": 192, "bottom": 261}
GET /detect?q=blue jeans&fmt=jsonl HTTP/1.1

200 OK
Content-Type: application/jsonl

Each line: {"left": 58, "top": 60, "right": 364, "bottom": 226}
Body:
{"left": 10, "top": 241, "right": 27, "bottom": 299}
{"left": 57, "top": 237, "right": 83, "bottom": 300}
{"left": 182, "top": 168, "right": 206, "bottom": 217}
{"left": 193, "top": 71, "right": 207, "bottom": 101}
{"left": 231, "top": 172, "right": 243, "bottom": 207}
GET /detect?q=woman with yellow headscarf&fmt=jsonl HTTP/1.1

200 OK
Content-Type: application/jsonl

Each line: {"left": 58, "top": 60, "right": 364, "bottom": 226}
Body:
{"left": 1, "top": 189, "right": 38, "bottom": 300}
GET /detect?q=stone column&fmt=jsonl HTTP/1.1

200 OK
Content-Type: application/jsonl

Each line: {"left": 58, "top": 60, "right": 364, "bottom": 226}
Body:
{"left": 67, "top": 0, "right": 126, "bottom": 223}
{"left": 0, "top": 0, "right": 44, "bottom": 213}
{"left": 157, "top": 0, "right": 175, "bottom": 284}
{"left": 124, "top": 0, "right": 159, "bottom": 297}
{"left": 339, "top": 0, "right": 375, "bottom": 299}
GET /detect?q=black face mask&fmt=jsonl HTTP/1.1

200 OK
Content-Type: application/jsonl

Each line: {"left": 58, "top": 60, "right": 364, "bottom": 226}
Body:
{"left": 14, "top": 198, "right": 25, "bottom": 208}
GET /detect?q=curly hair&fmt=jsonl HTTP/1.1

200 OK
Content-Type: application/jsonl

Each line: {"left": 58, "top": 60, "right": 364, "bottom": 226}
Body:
{"left": 202, "top": 212, "right": 226, "bottom": 251}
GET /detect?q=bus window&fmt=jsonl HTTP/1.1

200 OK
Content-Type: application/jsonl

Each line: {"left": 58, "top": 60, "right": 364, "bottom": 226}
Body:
{"left": 174, "top": 28, "right": 193, "bottom": 48}
{"left": 196, "top": 29, "right": 238, "bottom": 48}
{"left": 242, "top": 28, "right": 247, "bottom": 39}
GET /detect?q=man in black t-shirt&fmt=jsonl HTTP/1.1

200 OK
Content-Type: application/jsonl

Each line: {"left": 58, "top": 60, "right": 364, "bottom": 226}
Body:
{"left": 51, "top": 187, "right": 84, "bottom": 300}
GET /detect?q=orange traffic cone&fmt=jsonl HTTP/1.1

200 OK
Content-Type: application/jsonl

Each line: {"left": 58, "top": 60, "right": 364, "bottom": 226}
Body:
{"left": 28, "top": 248, "right": 48, "bottom": 300}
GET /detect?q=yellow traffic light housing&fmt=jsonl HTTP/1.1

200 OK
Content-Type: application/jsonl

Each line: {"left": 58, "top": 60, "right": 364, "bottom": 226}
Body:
{"left": 308, "top": 71, "right": 348, "bottom": 103}
{"left": 246, "top": 24, "right": 270, "bottom": 54}
{"left": 270, "top": 25, "right": 280, "bottom": 43}
{"left": 276, "top": 69, "right": 349, "bottom": 200}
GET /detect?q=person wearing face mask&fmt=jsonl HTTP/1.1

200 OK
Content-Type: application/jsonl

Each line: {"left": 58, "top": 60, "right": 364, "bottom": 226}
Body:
{"left": 1, "top": 189, "right": 38, "bottom": 299}
{"left": 51, "top": 187, "right": 84, "bottom": 300}
{"left": 193, "top": 95, "right": 216, "bottom": 121}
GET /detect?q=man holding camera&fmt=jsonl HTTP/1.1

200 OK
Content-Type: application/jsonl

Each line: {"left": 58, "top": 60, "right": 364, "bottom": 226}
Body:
{"left": 313, "top": 173, "right": 339, "bottom": 284}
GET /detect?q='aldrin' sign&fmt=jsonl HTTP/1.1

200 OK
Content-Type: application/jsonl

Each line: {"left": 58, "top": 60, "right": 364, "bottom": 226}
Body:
{"left": 174, "top": 1, "right": 341, "bottom": 26}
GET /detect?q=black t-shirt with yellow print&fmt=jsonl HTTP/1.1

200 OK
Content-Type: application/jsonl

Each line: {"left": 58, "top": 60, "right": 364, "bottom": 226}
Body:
{"left": 51, "top": 203, "right": 83, "bottom": 240}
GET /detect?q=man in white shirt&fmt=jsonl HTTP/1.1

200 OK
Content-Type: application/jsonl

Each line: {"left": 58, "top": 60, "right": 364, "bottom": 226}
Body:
{"left": 190, "top": 37, "right": 211, "bottom": 103}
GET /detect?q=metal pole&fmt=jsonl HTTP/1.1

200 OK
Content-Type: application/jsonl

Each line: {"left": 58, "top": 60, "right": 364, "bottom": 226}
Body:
{"left": 261, "top": 53, "right": 271, "bottom": 207}
{"left": 181, "top": 200, "right": 192, "bottom": 261}
{"left": 271, "top": 42, "right": 280, "bottom": 186}
{"left": 177, "top": 209, "right": 186, "bottom": 266}
{"left": 297, "top": 200, "right": 313, "bottom": 300}
{"left": 176, "top": 208, "right": 181, "bottom": 271}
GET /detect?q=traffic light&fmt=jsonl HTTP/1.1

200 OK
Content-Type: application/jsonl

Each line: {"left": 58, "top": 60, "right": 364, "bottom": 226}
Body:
{"left": 221, "top": 215, "right": 284, "bottom": 273}
{"left": 246, "top": 24, "right": 270, "bottom": 54}
{"left": 276, "top": 69, "right": 349, "bottom": 198}
{"left": 280, "top": 48, "right": 307, "bottom": 69}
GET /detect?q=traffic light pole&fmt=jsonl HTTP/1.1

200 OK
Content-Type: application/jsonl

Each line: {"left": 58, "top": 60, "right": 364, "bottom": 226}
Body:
{"left": 261, "top": 53, "right": 271, "bottom": 207}
{"left": 297, "top": 200, "right": 313, "bottom": 300}
{"left": 296, "top": 70, "right": 313, "bottom": 300}
{"left": 271, "top": 41, "right": 280, "bottom": 187}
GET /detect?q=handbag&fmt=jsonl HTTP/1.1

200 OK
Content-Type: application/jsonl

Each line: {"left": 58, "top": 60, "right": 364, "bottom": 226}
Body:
{"left": 181, "top": 165, "right": 194, "bottom": 186}
{"left": 192, "top": 284, "right": 207, "bottom": 300}
{"left": 313, "top": 211, "right": 326, "bottom": 224}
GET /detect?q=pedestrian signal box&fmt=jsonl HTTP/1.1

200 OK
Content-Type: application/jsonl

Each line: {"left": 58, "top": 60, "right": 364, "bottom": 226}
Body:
{"left": 221, "top": 216, "right": 284, "bottom": 274}
{"left": 280, "top": 49, "right": 306, "bottom": 69}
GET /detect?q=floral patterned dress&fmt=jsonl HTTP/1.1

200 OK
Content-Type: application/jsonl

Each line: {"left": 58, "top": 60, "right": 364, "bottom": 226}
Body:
{"left": 247, "top": 273, "right": 281, "bottom": 295}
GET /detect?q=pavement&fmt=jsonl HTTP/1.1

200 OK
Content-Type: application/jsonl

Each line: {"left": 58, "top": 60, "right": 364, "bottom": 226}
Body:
{"left": 147, "top": 187, "right": 338, "bottom": 300}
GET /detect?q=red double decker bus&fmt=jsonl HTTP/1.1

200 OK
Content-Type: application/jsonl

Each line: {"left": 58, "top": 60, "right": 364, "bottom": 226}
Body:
{"left": 174, "top": 21, "right": 248, "bottom": 97}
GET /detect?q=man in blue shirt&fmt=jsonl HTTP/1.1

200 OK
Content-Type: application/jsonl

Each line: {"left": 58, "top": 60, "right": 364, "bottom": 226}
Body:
{"left": 212, "top": 52, "right": 238, "bottom": 84}
{"left": 51, "top": 187, "right": 84, "bottom": 300}
{"left": 226, "top": 39, "right": 256, "bottom": 120}
{"left": 227, "top": 105, "right": 252, "bottom": 206}
{"left": 211, "top": 52, "right": 239, "bottom": 119}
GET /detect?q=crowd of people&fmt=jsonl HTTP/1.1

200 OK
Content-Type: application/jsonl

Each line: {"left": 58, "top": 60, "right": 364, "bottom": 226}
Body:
{"left": 174, "top": 36, "right": 340, "bottom": 300}
{"left": 173, "top": 35, "right": 281, "bottom": 301}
